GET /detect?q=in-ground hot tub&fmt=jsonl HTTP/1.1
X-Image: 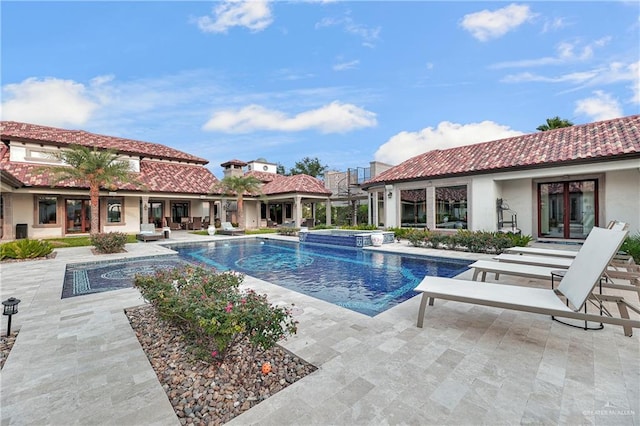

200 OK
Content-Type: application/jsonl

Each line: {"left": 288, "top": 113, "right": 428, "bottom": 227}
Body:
{"left": 299, "top": 229, "right": 395, "bottom": 248}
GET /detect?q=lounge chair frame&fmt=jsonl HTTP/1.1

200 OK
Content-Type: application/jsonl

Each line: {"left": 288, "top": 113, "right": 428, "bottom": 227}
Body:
{"left": 416, "top": 227, "right": 640, "bottom": 337}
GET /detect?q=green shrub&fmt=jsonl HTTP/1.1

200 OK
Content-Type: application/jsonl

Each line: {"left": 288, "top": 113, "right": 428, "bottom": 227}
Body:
{"left": 91, "top": 232, "right": 128, "bottom": 253}
{"left": 278, "top": 227, "right": 300, "bottom": 236}
{"left": 339, "top": 224, "right": 378, "bottom": 231}
{"left": 621, "top": 232, "right": 640, "bottom": 263}
{"left": 505, "top": 232, "right": 533, "bottom": 247}
{"left": 0, "top": 239, "right": 54, "bottom": 260}
{"left": 424, "top": 232, "right": 450, "bottom": 249}
{"left": 406, "top": 229, "right": 428, "bottom": 247}
{"left": 134, "top": 266, "right": 298, "bottom": 362}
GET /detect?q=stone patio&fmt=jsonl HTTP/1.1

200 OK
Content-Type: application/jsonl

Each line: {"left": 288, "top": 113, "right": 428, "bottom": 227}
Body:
{"left": 1, "top": 232, "right": 638, "bottom": 425}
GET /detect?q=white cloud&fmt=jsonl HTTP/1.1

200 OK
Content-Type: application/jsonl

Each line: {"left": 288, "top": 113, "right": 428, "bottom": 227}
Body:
{"left": 374, "top": 121, "right": 524, "bottom": 165}
{"left": 501, "top": 60, "right": 639, "bottom": 104}
{"left": 542, "top": 17, "right": 566, "bottom": 33}
{"left": 1, "top": 77, "right": 101, "bottom": 127}
{"left": 492, "top": 38, "right": 610, "bottom": 69}
{"left": 203, "top": 101, "right": 377, "bottom": 133}
{"left": 460, "top": 3, "right": 535, "bottom": 42}
{"left": 316, "top": 15, "right": 380, "bottom": 47}
{"left": 574, "top": 91, "right": 623, "bottom": 121}
{"left": 333, "top": 60, "right": 359, "bottom": 71}
{"left": 195, "top": 0, "right": 273, "bottom": 34}
{"left": 629, "top": 62, "right": 640, "bottom": 104}
{"left": 502, "top": 70, "right": 599, "bottom": 84}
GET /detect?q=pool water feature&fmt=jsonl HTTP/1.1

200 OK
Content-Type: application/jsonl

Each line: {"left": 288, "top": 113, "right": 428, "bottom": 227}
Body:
{"left": 62, "top": 255, "right": 191, "bottom": 299}
{"left": 170, "top": 239, "right": 471, "bottom": 316}
{"left": 299, "top": 229, "right": 395, "bottom": 248}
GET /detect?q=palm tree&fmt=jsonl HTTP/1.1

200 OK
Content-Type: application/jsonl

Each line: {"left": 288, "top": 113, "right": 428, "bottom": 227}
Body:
{"left": 46, "top": 145, "right": 138, "bottom": 235}
{"left": 536, "top": 116, "right": 574, "bottom": 132}
{"left": 217, "top": 175, "right": 263, "bottom": 228}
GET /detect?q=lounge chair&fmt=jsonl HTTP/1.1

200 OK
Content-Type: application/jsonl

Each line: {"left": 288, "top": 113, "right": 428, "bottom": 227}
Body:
{"left": 136, "top": 223, "right": 164, "bottom": 242}
{"left": 469, "top": 259, "right": 640, "bottom": 302}
{"left": 218, "top": 222, "right": 244, "bottom": 236}
{"left": 503, "top": 221, "right": 629, "bottom": 258}
{"left": 415, "top": 227, "right": 640, "bottom": 337}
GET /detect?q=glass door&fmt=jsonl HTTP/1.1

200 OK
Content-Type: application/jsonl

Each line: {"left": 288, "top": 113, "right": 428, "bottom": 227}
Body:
{"left": 66, "top": 199, "right": 91, "bottom": 234}
{"left": 148, "top": 201, "right": 164, "bottom": 228}
{"left": 538, "top": 180, "right": 597, "bottom": 239}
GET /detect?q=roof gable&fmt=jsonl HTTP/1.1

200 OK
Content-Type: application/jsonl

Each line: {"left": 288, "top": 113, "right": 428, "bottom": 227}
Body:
{"left": 366, "top": 115, "right": 640, "bottom": 185}
{"left": 262, "top": 174, "right": 331, "bottom": 196}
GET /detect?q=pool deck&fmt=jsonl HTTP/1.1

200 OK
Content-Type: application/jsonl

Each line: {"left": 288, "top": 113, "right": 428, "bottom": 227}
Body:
{"left": 1, "top": 232, "right": 638, "bottom": 425}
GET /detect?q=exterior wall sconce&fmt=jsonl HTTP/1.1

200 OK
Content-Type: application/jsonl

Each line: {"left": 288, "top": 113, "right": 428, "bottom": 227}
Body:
{"left": 2, "top": 297, "right": 21, "bottom": 337}
{"left": 387, "top": 191, "right": 393, "bottom": 199}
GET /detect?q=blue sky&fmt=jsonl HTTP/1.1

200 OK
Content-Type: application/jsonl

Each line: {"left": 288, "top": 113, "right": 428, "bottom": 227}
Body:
{"left": 2, "top": 1, "right": 639, "bottom": 177}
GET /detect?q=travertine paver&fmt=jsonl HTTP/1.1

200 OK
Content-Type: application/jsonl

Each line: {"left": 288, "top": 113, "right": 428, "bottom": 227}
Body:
{"left": 1, "top": 233, "right": 638, "bottom": 425}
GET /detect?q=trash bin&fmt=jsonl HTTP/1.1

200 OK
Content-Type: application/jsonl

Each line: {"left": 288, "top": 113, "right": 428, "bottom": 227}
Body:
{"left": 16, "top": 224, "right": 27, "bottom": 239}
{"left": 163, "top": 227, "right": 171, "bottom": 239}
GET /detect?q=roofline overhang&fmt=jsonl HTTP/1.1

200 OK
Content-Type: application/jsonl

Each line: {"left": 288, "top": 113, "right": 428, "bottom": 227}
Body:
{"left": 361, "top": 154, "right": 640, "bottom": 188}
{"left": 3, "top": 135, "right": 209, "bottom": 165}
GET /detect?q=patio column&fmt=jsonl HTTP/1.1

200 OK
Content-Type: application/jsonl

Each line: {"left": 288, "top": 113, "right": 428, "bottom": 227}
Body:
{"left": 326, "top": 198, "right": 332, "bottom": 226}
{"left": 294, "top": 196, "right": 302, "bottom": 227}
{"left": 141, "top": 196, "right": 149, "bottom": 224}
{"left": 1, "top": 193, "right": 14, "bottom": 240}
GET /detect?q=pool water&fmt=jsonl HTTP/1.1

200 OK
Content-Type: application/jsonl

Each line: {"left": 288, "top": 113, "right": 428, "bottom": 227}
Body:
{"left": 170, "top": 239, "right": 471, "bottom": 316}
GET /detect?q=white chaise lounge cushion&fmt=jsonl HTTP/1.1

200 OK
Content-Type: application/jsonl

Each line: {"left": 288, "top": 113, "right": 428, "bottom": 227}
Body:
{"left": 415, "top": 277, "right": 572, "bottom": 314}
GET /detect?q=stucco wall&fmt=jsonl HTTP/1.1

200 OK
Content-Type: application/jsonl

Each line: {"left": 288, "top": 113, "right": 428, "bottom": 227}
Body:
{"left": 469, "top": 177, "right": 498, "bottom": 232}
{"left": 605, "top": 169, "right": 640, "bottom": 233}
{"left": 500, "top": 179, "right": 534, "bottom": 235}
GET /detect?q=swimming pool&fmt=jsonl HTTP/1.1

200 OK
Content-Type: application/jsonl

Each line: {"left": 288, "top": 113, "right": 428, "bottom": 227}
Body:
{"left": 169, "top": 239, "right": 471, "bottom": 316}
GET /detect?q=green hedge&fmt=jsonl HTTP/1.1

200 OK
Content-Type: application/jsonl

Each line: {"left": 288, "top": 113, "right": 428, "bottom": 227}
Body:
{"left": 405, "top": 229, "right": 532, "bottom": 254}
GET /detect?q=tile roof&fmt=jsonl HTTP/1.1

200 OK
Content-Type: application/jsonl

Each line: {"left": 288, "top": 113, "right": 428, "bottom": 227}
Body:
{"left": 0, "top": 121, "right": 209, "bottom": 164}
{"left": 210, "top": 171, "right": 330, "bottom": 197}
{"left": 246, "top": 170, "right": 282, "bottom": 183}
{"left": 365, "top": 115, "right": 640, "bottom": 186}
{"left": 220, "top": 159, "right": 247, "bottom": 167}
{"left": 261, "top": 173, "right": 332, "bottom": 196}
{"left": 0, "top": 133, "right": 218, "bottom": 194}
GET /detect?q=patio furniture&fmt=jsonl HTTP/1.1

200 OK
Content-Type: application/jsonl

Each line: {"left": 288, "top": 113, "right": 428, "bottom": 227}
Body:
{"left": 166, "top": 217, "right": 181, "bottom": 231}
{"left": 415, "top": 227, "right": 640, "bottom": 337}
{"left": 188, "top": 217, "right": 202, "bottom": 230}
{"left": 468, "top": 259, "right": 640, "bottom": 302}
{"left": 504, "top": 221, "right": 629, "bottom": 259}
{"left": 218, "top": 222, "right": 244, "bottom": 236}
{"left": 180, "top": 217, "right": 189, "bottom": 229}
{"left": 136, "top": 223, "right": 163, "bottom": 242}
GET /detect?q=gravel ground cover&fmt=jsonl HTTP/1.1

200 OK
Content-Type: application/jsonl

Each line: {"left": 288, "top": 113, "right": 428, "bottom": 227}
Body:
{"left": 126, "top": 304, "right": 317, "bottom": 425}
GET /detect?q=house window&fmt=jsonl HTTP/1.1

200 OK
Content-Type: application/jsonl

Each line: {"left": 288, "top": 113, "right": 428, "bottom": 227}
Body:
{"left": 400, "top": 188, "right": 427, "bottom": 228}
{"left": 38, "top": 196, "right": 58, "bottom": 224}
{"left": 435, "top": 185, "right": 467, "bottom": 229}
{"left": 106, "top": 197, "right": 123, "bottom": 223}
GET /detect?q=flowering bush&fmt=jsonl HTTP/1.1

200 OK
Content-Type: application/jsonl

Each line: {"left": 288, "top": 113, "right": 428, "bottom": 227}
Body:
{"left": 134, "top": 266, "right": 298, "bottom": 362}
{"left": 91, "top": 232, "right": 128, "bottom": 253}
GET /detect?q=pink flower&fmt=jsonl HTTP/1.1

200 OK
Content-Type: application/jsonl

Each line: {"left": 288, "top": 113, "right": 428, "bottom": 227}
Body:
{"left": 201, "top": 295, "right": 206, "bottom": 300}
{"left": 240, "top": 298, "right": 246, "bottom": 305}
{"left": 225, "top": 302, "right": 233, "bottom": 313}
{"left": 211, "top": 350, "right": 218, "bottom": 358}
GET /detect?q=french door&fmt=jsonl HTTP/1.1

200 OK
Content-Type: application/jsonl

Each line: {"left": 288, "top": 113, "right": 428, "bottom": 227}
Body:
{"left": 538, "top": 180, "right": 598, "bottom": 239}
{"left": 66, "top": 199, "right": 91, "bottom": 234}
